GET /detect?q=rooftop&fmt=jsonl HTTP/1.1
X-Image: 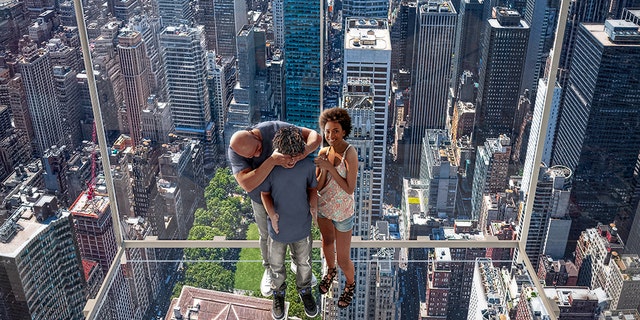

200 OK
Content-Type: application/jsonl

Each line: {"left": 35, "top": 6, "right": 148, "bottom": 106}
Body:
{"left": 0, "top": 208, "right": 69, "bottom": 258}
{"left": 585, "top": 22, "right": 640, "bottom": 46}
{"left": 166, "top": 286, "right": 277, "bottom": 320}
{"left": 345, "top": 18, "right": 391, "bottom": 51}
{"left": 70, "top": 191, "right": 110, "bottom": 217}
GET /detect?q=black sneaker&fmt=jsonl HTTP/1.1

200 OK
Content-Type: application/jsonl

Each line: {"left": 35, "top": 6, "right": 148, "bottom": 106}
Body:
{"left": 272, "top": 290, "right": 286, "bottom": 320}
{"left": 298, "top": 288, "right": 318, "bottom": 318}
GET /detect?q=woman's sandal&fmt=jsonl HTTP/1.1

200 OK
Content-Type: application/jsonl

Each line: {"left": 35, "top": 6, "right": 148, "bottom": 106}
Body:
{"left": 338, "top": 280, "right": 356, "bottom": 309}
{"left": 318, "top": 267, "right": 337, "bottom": 294}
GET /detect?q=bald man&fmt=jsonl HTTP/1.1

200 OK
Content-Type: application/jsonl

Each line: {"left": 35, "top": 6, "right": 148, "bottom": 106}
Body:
{"left": 228, "top": 121, "right": 321, "bottom": 297}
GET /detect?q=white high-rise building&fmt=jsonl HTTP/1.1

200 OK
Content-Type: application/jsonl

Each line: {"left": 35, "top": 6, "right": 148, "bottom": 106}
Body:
{"left": 17, "top": 37, "right": 65, "bottom": 156}
{"left": 343, "top": 18, "right": 391, "bottom": 220}
{"left": 520, "top": 52, "right": 562, "bottom": 195}
{"left": 159, "top": 25, "right": 213, "bottom": 140}
{"left": 272, "top": 0, "right": 284, "bottom": 48}
{"left": 467, "top": 258, "right": 511, "bottom": 320}
{"left": 206, "top": 53, "right": 235, "bottom": 146}
{"left": 321, "top": 78, "right": 377, "bottom": 320}
{"left": 340, "top": 18, "right": 391, "bottom": 320}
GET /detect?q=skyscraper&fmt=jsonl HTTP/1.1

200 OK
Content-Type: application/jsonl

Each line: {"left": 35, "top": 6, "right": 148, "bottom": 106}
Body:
{"left": 557, "top": 0, "right": 614, "bottom": 87}
{"left": 519, "top": 165, "right": 571, "bottom": 268}
{"left": 389, "top": 1, "right": 417, "bottom": 92}
{"left": 451, "top": 0, "right": 484, "bottom": 95}
{"left": 226, "top": 25, "right": 256, "bottom": 132}
{"left": 325, "top": 79, "right": 376, "bottom": 319}
{"left": 268, "top": 50, "right": 286, "bottom": 118}
{"left": 118, "top": 30, "right": 151, "bottom": 144}
{"left": 474, "top": 8, "right": 529, "bottom": 146}
{"left": 217, "top": 0, "right": 247, "bottom": 57}
{"left": 159, "top": 25, "right": 213, "bottom": 140}
{"left": 407, "top": 0, "right": 457, "bottom": 161}
{"left": 0, "top": 199, "right": 86, "bottom": 319}
{"left": 206, "top": 53, "right": 235, "bottom": 145}
{"left": 552, "top": 21, "right": 640, "bottom": 228}
{"left": 272, "top": 0, "right": 284, "bottom": 48}
{"left": 52, "top": 65, "right": 82, "bottom": 149}
{"left": 157, "top": 0, "right": 193, "bottom": 27}
{"left": 420, "top": 129, "right": 458, "bottom": 218}
{"left": 520, "top": 0, "right": 559, "bottom": 103}
{"left": 283, "top": 0, "right": 322, "bottom": 129}
{"left": 127, "top": 15, "right": 165, "bottom": 97}
{"left": 196, "top": 0, "right": 247, "bottom": 57}
{"left": 70, "top": 190, "right": 118, "bottom": 274}
{"left": 17, "top": 36, "right": 65, "bottom": 156}
{"left": 343, "top": 0, "right": 390, "bottom": 19}
{"left": 520, "top": 53, "right": 562, "bottom": 195}
{"left": 471, "top": 135, "right": 511, "bottom": 219}
{"left": 343, "top": 18, "right": 391, "bottom": 219}
{"left": 0, "top": 74, "right": 35, "bottom": 151}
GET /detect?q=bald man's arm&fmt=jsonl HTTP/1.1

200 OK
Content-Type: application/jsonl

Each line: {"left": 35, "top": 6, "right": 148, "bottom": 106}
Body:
{"left": 296, "top": 127, "right": 321, "bottom": 161}
{"left": 234, "top": 155, "right": 282, "bottom": 193}
{"left": 234, "top": 125, "right": 319, "bottom": 192}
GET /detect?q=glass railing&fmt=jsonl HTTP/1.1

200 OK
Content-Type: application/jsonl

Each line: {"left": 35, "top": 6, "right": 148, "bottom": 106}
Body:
{"left": 85, "top": 244, "right": 559, "bottom": 320}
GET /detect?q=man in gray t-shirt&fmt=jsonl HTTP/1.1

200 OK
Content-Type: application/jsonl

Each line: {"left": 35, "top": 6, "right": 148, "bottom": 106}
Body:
{"left": 261, "top": 126, "right": 319, "bottom": 319}
{"left": 228, "top": 121, "right": 320, "bottom": 297}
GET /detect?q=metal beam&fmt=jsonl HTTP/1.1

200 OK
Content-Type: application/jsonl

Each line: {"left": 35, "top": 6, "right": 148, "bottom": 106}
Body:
{"left": 122, "top": 237, "right": 520, "bottom": 249}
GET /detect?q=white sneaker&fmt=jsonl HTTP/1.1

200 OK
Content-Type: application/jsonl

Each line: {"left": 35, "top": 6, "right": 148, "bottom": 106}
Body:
{"left": 290, "top": 263, "right": 318, "bottom": 287}
{"left": 261, "top": 269, "right": 272, "bottom": 297}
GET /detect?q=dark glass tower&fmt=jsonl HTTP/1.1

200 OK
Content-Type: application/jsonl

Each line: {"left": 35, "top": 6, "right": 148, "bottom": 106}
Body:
{"left": 405, "top": 0, "right": 458, "bottom": 178}
{"left": 474, "top": 8, "right": 529, "bottom": 146}
{"left": 552, "top": 21, "right": 640, "bottom": 233}
{"left": 452, "top": 0, "right": 485, "bottom": 93}
{"left": 283, "top": 0, "right": 322, "bottom": 129}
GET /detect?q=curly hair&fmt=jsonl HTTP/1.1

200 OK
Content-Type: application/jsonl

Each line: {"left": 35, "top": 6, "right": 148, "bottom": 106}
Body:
{"left": 319, "top": 108, "right": 352, "bottom": 138}
{"left": 273, "top": 126, "right": 306, "bottom": 156}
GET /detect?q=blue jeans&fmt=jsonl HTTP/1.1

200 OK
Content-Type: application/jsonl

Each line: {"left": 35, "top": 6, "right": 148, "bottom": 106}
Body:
{"left": 269, "top": 235, "right": 313, "bottom": 292}
{"left": 252, "top": 200, "right": 270, "bottom": 269}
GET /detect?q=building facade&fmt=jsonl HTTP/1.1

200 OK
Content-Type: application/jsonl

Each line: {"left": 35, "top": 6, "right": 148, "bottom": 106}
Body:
{"left": 159, "top": 25, "right": 213, "bottom": 140}
{"left": 474, "top": 8, "right": 529, "bottom": 146}
{"left": 343, "top": 0, "right": 389, "bottom": 19}
{"left": 405, "top": 0, "right": 457, "bottom": 178}
{"left": 343, "top": 18, "right": 392, "bottom": 219}
{"left": 118, "top": 30, "right": 151, "bottom": 144}
{"left": 0, "top": 202, "right": 86, "bottom": 319}
{"left": 552, "top": 21, "right": 640, "bottom": 231}
{"left": 420, "top": 129, "right": 458, "bottom": 218}
{"left": 283, "top": 0, "right": 322, "bottom": 129}
{"left": 17, "top": 37, "right": 65, "bottom": 156}
{"left": 471, "top": 135, "right": 511, "bottom": 219}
